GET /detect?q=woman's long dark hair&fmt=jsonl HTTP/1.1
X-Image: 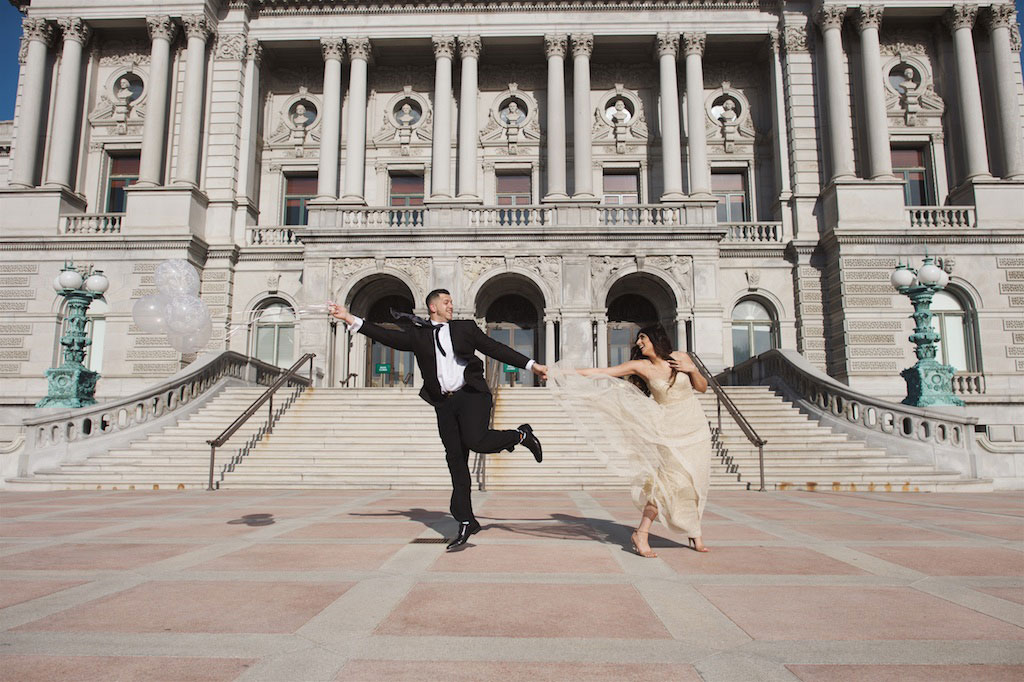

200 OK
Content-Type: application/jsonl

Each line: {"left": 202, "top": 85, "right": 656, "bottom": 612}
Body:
{"left": 628, "top": 323, "right": 677, "bottom": 396}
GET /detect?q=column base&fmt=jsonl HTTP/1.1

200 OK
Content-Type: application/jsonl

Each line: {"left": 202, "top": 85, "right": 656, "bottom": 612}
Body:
{"left": 124, "top": 184, "right": 209, "bottom": 236}
{"left": 821, "top": 178, "right": 906, "bottom": 230}
{"left": 542, "top": 192, "right": 571, "bottom": 202}
{"left": 0, "top": 186, "right": 88, "bottom": 235}
{"left": 337, "top": 195, "right": 368, "bottom": 206}
{"left": 570, "top": 192, "right": 599, "bottom": 203}
{"left": 660, "top": 191, "right": 687, "bottom": 202}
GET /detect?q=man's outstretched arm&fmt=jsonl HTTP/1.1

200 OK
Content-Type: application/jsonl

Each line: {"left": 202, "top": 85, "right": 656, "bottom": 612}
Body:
{"left": 471, "top": 324, "right": 548, "bottom": 380}
{"left": 329, "top": 302, "right": 416, "bottom": 352}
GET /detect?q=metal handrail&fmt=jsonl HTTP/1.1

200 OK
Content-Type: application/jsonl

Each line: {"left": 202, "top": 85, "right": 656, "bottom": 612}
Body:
{"left": 690, "top": 352, "right": 767, "bottom": 492}
{"left": 206, "top": 353, "right": 315, "bottom": 490}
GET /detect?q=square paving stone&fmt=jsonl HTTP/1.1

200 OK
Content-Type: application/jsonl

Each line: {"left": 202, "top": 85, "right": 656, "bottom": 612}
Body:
{"left": 856, "top": 546, "right": 1024, "bottom": 576}
{"left": 695, "top": 585, "right": 1024, "bottom": 640}
{"left": 794, "top": 523, "right": 958, "bottom": 541}
{"left": 194, "top": 543, "right": 403, "bottom": 571}
{"left": 942, "top": 523, "right": 1024, "bottom": 541}
{"left": 660, "top": 546, "right": 866, "bottom": 575}
{"left": 786, "top": 664, "right": 1024, "bottom": 681}
{"left": 430, "top": 543, "right": 623, "bottom": 573}
{"left": 14, "top": 581, "right": 352, "bottom": 634}
{"left": 376, "top": 583, "right": 671, "bottom": 638}
{"left": 475, "top": 521, "right": 606, "bottom": 542}
{"left": 279, "top": 521, "right": 427, "bottom": 539}
{"left": 974, "top": 586, "right": 1024, "bottom": 606}
{"left": 334, "top": 660, "right": 702, "bottom": 681}
{"left": 0, "top": 543, "right": 196, "bottom": 571}
{"left": 0, "top": 655, "right": 253, "bottom": 682}
{"left": 0, "top": 580, "right": 86, "bottom": 609}
{"left": 0, "top": 521, "right": 110, "bottom": 537}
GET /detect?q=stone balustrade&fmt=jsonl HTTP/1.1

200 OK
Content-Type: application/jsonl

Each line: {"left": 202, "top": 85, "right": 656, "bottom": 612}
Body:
{"left": 718, "top": 349, "right": 981, "bottom": 477}
{"left": 906, "top": 206, "right": 977, "bottom": 229}
{"left": 723, "top": 222, "right": 785, "bottom": 243}
{"left": 246, "top": 226, "right": 301, "bottom": 246}
{"left": 952, "top": 372, "right": 986, "bottom": 395}
{"left": 60, "top": 213, "right": 123, "bottom": 235}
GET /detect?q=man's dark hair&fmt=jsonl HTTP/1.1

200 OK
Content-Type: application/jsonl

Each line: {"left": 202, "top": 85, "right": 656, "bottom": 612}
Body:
{"left": 426, "top": 288, "right": 451, "bottom": 309}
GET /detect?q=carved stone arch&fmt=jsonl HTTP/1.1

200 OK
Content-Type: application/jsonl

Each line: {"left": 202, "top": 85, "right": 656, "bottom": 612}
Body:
{"left": 727, "top": 288, "right": 788, "bottom": 321}
{"left": 944, "top": 277, "right": 984, "bottom": 312}
{"left": 336, "top": 267, "right": 422, "bottom": 312}
{"left": 242, "top": 291, "right": 300, "bottom": 324}
{"left": 600, "top": 266, "right": 681, "bottom": 313}
{"left": 469, "top": 266, "right": 553, "bottom": 315}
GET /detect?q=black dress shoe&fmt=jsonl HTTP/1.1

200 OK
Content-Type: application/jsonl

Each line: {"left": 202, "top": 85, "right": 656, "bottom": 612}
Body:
{"left": 518, "top": 424, "right": 543, "bottom": 463}
{"left": 446, "top": 519, "right": 482, "bottom": 550}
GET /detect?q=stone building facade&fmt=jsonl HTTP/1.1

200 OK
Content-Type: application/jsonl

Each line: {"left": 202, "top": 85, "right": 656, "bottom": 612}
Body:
{"left": 0, "top": 0, "right": 1022, "bottom": 427}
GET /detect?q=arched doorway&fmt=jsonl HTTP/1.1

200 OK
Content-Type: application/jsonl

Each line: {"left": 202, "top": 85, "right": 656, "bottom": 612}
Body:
{"left": 605, "top": 273, "right": 678, "bottom": 365}
{"left": 250, "top": 299, "right": 296, "bottom": 368}
{"left": 345, "top": 276, "right": 417, "bottom": 388}
{"left": 731, "top": 297, "right": 778, "bottom": 365}
{"left": 476, "top": 275, "right": 545, "bottom": 387}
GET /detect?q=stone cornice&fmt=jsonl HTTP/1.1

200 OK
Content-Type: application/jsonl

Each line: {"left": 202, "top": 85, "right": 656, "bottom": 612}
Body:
{"left": 293, "top": 226, "right": 728, "bottom": 244}
{"left": 253, "top": 0, "right": 767, "bottom": 15}
{"left": 823, "top": 229, "right": 1024, "bottom": 247}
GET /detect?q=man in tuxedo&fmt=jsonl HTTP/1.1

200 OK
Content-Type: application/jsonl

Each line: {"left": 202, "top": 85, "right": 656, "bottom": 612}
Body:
{"left": 329, "top": 289, "right": 547, "bottom": 550}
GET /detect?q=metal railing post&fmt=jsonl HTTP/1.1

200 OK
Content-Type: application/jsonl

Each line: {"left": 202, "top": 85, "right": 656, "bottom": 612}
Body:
{"left": 207, "top": 443, "right": 217, "bottom": 491}
{"left": 267, "top": 394, "right": 273, "bottom": 435}
{"left": 758, "top": 444, "right": 766, "bottom": 492}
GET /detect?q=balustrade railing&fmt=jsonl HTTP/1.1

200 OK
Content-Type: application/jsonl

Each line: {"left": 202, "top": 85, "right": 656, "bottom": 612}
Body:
{"left": 467, "top": 206, "right": 551, "bottom": 228}
{"left": 597, "top": 205, "right": 684, "bottom": 227}
{"left": 60, "top": 213, "right": 123, "bottom": 235}
{"left": 246, "top": 226, "right": 300, "bottom": 246}
{"left": 951, "top": 372, "right": 986, "bottom": 395}
{"left": 906, "top": 206, "right": 977, "bottom": 229}
{"left": 723, "top": 222, "right": 784, "bottom": 243}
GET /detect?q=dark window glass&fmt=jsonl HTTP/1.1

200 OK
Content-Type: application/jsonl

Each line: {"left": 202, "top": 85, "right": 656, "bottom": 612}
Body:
{"left": 603, "top": 172, "right": 640, "bottom": 205}
{"left": 891, "top": 147, "right": 933, "bottom": 206}
{"left": 389, "top": 174, "right": 425, "bottom": 206}
{"left": 106, "top": 152, "right": 141, "bottom": 213}
{"left": 283, "top": 176, "right": 317, "bottom": 225}
{"left": 712, "top": 171, "right": 748, "bottom": 222}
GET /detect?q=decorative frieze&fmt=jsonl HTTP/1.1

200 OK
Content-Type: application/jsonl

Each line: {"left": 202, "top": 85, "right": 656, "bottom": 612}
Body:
{"left": 842, "top": 257, "right": 898, "bottom": 269}
{"left": 844, "top": 297, "right": 893, "bottom": 308}
{"left": 1006, "top": 346, "right": 1024, "bottom": 357}
{"left": 0, "top": 324, "right": 31, "bottom": 335}
{"left": 132, "top": 362, "right": 180, "bottom": 375}
{"left": 1004, "top": 319, "right": 1024, "bottom": 330}
{"left": 850, "top": 347, "right": 905, "bottom": 358}
{"left": 0, "top": 350, "right": 31, "bottom": 361}
{"left": 0, "top": 364, "right": 19, "bottom": 374}
{"left": 999, "top": 283, "right": 1024, "bottom": 294}
{"left": 848, "top": 319, "right": 902, "bottom": 331}
{"left": 0, "top": 276, "right": 30, "bottom": 287}
{"left": 843, "top": 270, "right": 890, "bottom": 281}
{"left": 460, "top": 256, "right": 504, "bottom": 287}
{"left": 0, "top": 289, "right": 36, "bottom": 299}
{"left": 850, "top": 360, "right": 899, "bottom": 372}
{"left": 997, "top": 257, "right": 1024, "bottom": 268}
{"left": 845, "top": 283, "right": 896, "bottom": 294}
{"left": 782, "top": 24, "right": 809, "bottom": 53}
{"left": 849, "top": 334, "right": 896, "bottom": 345}
{"left": 215, "top": 33, "right": 247, "bottom": 61}
{"left": 0, "top": 264, "right": 39, "bottom": 274}
{"left": 0, "top": 302, "right": 28, "bottom": 312}
{"left": 0, "top": 338, "right": 24, "bottom": 348}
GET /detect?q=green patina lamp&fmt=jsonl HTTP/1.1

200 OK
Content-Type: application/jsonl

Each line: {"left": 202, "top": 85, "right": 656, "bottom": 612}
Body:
{"left": 36, "top": 262, "right": 110, "bottom": 408}
{"left": 890, "top": 256, "right": 964, "bottom": 407}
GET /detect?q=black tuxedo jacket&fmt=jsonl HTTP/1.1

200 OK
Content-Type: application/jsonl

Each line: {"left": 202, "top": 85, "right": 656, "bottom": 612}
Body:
{"left": 356, "top": 319, "right": 531, "bottom": 406}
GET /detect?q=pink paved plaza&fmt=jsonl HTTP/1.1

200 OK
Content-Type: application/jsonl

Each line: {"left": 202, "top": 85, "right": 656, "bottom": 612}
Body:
{"left": 1, "top": 489, "right": 1022, "bottom": 681}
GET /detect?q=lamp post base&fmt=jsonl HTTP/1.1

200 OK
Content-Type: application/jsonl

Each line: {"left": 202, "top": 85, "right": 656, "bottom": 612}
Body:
{"left": 900, "top": 360, "right": 965, "bottom": 408}
{"left": 36, "top": 365, "right": 100, "bottom": 408}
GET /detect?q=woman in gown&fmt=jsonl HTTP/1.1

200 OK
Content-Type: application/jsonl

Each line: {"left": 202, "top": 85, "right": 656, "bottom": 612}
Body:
{"left": 549, "top": 324, "right": 712, "bottom": 557}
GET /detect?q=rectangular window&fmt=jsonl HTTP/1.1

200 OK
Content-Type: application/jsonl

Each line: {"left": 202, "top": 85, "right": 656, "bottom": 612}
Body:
{"left": 711, "top": 171, "right": 748, "bottom": 222}
{"left": 496, "top": 173, "right": 532, "bottom": 206}
{"left": 602, "top": 172, "right": 640, "bottom": 205}
{"left": 282, "top": 175, "right": 317, "bottom": 226}
{"left": 105, "top": 153, "right": 140, "bottom": 213}
{"left": 891, "top": 147, "right": 932, "bottom": 206}
{"left": 389, "top": 173, "right": 425, "bottom": 206}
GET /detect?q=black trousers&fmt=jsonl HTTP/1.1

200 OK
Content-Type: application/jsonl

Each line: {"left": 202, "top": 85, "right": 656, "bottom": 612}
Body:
{"left": 434, "top": 388, "right": 521, "bottom": 523}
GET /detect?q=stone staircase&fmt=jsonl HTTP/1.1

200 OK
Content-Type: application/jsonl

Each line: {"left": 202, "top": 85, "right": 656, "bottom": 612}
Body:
{"left": 5, "top": 385, "right": 991, "bottom": 491}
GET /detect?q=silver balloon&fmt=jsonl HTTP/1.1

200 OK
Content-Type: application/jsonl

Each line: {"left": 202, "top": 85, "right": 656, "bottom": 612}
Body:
{"left": 167, "top": 317, "right": 212, "bottom": 354}
{"left": 131, "top": 293, "right": 171, "bottom": 334}
{"left": 154, "top": 259, "right": 200, "bottom": 296}
{"left": 165, "top": 294, "right": 208, "bottom": 334}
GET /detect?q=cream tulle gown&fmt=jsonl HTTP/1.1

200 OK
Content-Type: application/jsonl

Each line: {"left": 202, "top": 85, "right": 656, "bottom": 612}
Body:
{"left": 549, "top": 365, "right": 713, "bottom": 537}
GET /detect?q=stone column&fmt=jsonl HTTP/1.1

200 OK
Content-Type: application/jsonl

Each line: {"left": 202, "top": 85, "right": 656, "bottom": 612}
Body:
{"left": 768, "top": 31, "right": 792, "bottom": 198}
{"left": 173, "top": 15, "right": 212, "bottom": 187}
{"left": 816, "top": 5, "right": 857, "bottom": 182}
{"left": 571, "top": 33, "right": 595, "bottom": 199}
{"left": 10, "top": 18, "right": 53, "bottom": 188}
{"left": 342, "top": 38, "right": 371, "bottom": 203}
{"left": 657, "top": 33, "right": 685, "bottom": 201}
{"left": 43, "top": 18, "right": 90, "bottom": 190}
{"left": 683, "top": 32, "right": 710, "bottom": 195}
{"left": 595, "top": 316, "right": 608, "bottom": 367}
{"left": 675, "top": 313, "right": 689, "bottom": 352}
{"left": 236, "top": 39, "right": 262, "bottom": 204}
{"left": 316, "top": 38, "right": 344, "bottom": 200}
{"left": 430, "top": 36, "right": 455, "bottom": 199}
{"left": 544, "top": 34, "right": 568, "bottom": 200}
{"left": 137, "top": 16, "right": 177, "bottom": 187}
{"left": 987, "top": 3, "right": 1024, "bottom": 179}
{"left": 457, "top": 36, "right": 481, "bottom": 200}
{"left": 545, "top": 316, "right": 557, "bottom": 365}
{"left": 855, "top": 5, "right": 893, "bottom": 179}
{"left": 946, "top": 4, "right": 991, "bottom": 180}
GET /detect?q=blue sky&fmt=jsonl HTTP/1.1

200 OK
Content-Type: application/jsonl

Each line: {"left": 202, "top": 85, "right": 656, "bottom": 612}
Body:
{"left": 0, "top": 1, "right": 1022, "bottom": 121}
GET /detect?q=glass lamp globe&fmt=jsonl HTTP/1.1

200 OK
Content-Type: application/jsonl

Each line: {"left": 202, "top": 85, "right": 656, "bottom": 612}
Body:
{"left": 917, "top": 263, "right": 943, "bottom": 286}
{"left": 53, "top": 275, "right": 65, "bottom": 292}
{"left": 57, "top": 269, "right": 84, "bottom": 290}
{"left": 890, "top": 267, "right": 916, "bottom": 289}
{"left": 84, "top": 270, "right": 110, "bottom": 294}
{"left": 935, "top": 269, "right": 950, "bottom": 288}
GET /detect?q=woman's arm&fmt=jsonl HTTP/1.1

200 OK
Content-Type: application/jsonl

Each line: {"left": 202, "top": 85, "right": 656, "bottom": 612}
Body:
{"left": 669, "top": 352, "right": 708, "bottom": 393}
{"left": 577, "top": 359, "right": 648, "bottom": 379}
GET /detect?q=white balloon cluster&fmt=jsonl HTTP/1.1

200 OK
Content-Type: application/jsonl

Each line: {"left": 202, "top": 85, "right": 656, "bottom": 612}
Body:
{"left": 131, "top": 260, "right": 212, "bottom": 354}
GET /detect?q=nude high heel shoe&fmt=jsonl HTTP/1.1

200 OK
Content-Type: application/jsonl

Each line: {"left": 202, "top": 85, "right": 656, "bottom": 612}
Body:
{"left": 630, "top": 530, "right": 658, "bottom": 558}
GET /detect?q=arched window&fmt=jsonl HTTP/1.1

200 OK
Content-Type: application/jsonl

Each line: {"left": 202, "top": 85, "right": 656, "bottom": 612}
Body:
{"left": 731, "top": 298, "right": 777, "bottom": 364}
{"left": 930, "top": 290, "right": 979, "bottom": 372}
{"left": 252, "top": 300, "right": 296, "bottom": 367}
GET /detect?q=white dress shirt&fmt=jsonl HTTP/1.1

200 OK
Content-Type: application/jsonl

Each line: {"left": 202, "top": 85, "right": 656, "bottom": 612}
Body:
{"left": 348, "top": 316, "right": 535, "bottom": 391}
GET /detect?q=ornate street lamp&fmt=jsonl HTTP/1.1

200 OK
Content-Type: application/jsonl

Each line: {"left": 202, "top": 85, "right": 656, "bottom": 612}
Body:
{"left": 36, "top": 262, "right": 110, "bottom": 408}
{"left": 890, "top": 255, "right": 963, "bottom": 407}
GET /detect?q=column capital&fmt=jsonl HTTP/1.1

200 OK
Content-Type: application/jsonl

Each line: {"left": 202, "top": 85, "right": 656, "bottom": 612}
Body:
{"left": 815, "top": 4, "right": 848, "bottom": 31}
{"left": 246, "top": 38, "right": 263, "bottom": 67}
{"left": 783, "top": 24, "right": 810, "bottom": 53}
{"left": 320, "top": 37, "right": 345, "bottom": 62}
{"left": 682, "top": 32, "right": 706, "bottom": 57}
{"left": 544, "top": 33, "right": 567, "bottom": 58}
{"left": 347, "top": 37, "right": 372, "bottom": 62}
{"left": 432, "top": 35, "right": 456, "bottom": 60}
{"left": 945, "top": 4, "right": 978, "bottom": 32}
{"left": 146, "top": 15, "right": 178, "bottom": 43}
{"left": 459, "top": 35, "right": 481, "bottom": 59}
{"left": 986, "top": 3, "right": 1017, "bottom": 31}
{"left": 854, "top": 5, "right": 884, "bottom": 32}
{"left": 22, "top": 17, "right": 54, "bottom": 46}
{"left": 182, "top": 14, "right": 212, "bottom": 42}
{"left": 656, "top": 32, "right": 679, "bottom": 58}
{"left": 767, "top": 29, "right": 781, "bottom": 53}
{"left": 57, "top": 17, "right": 91, "bottom": 46}
{"left": 570, "top": 33, "right": 593, "bottom": 58}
